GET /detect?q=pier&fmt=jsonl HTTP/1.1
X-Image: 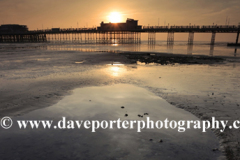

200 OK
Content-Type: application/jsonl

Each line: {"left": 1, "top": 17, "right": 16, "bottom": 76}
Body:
{"left": 0, "top": 19, "right": 239, "bottom": 45}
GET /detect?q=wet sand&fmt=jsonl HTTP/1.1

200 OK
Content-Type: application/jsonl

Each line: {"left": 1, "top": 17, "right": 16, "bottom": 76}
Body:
{"left": 0, "top": 46, "right": 240, "bottom": 159}
{"left": 0, "top": 84, "right": 221, "bottom": 160}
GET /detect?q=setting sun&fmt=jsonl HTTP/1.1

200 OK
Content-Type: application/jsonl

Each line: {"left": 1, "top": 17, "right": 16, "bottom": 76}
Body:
{"left": 108, "top": 12, "right": 122, "bottom": 23}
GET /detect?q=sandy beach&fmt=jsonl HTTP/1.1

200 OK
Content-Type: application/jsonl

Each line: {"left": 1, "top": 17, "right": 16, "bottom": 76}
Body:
{"left": 0, "top": 44, "right": 240, "bottom": 159}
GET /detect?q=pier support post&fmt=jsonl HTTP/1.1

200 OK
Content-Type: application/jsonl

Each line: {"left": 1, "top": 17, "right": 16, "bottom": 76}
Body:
{"left": 167, "top": 32, "right": 174, "bottom": 44}
{"left": 148, "top": 32, "right": 156, "bottom": 44}
{"left": 187, "top": 44, "right": 193, "bottom": 55}
{"left": 138, "top": 32, "right": 141, "bottom": 44}
{"left": 236, "top": 30, "right": 239, "bottom": 44}
{"left": 80, "top": 33, "right": 82, "bottom": 43}
{"left": 43, "top": 34, "right": 47, "bottom": 42}
{"left": 95, "top": 31, "right": 141, "bottom": 44}
{"left": 211, "top": 32, "right": 216, "bottom": 45}
{"left": 188, "top": 32, "right": 194, "bottom": 45}
{"left": 210, "top": 45, "right": 214, "bottom": 56}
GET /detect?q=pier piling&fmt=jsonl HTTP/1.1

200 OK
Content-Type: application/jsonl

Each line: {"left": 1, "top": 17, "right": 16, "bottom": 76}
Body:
{"left": 167, "top": 32, "right": 174, "bottom": 44}
{"left": 188, "top": 32, "right": 194, "bottom": 45}
{"left": 211, "top": 32, "right": 216, "bottom": 45}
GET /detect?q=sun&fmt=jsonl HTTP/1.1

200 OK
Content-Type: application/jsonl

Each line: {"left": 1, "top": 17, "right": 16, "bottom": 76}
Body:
{"left": 108, "top": 12, "right": 122, "bottom": 23}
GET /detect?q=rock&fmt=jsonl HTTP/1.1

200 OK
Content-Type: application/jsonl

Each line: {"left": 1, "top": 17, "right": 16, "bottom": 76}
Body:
{"left": 121, "top": 106, "right": 124, "bottom": 109}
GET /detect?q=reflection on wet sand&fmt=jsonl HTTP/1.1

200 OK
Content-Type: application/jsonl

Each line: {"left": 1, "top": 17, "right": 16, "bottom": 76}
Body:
{"left": 0, "top": 41, "right": 239, "bottom": 159}
{"left": 108, "top": 66, "right": 125, "bottom": 77}
{"left": 210, "top": 45, "right": 214, "bottom": 56}
{"left": 187, "top": 44, "right": 193, "bottom": 55}
{"left": 167, "top": 44, "right": 173, "bottom": 53}
{"left": 106, "top": 62, "right": 127, "bottom": 77}
{"left": 0, "top": 84, "right": 221, "bottom": 160}
{"left": 148, "top": 43, "right": 155, "bottom": 51}
{"left": 0, "top": 41, "right": 238, "bottom": 57}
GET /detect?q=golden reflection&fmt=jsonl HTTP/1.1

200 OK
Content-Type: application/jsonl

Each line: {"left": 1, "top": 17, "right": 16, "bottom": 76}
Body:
{"left": 111, "top": 43, "right": 119, "bottom": 46}
{"left": 137, "top": 61, "right": 146, "bottom": 65}
{"left": 111, "top": 66, "right": 121, "bottom": 77}
{"left": 108, "top": 62, "right": 124, "bottom": 66}
{"left": 75, "top": 61, "right": 85, "bottom": 64}
{"left": 105, "top": 63, "right": 126, "bottom": 77}
{"left": 111, "top": 66, "right": 120, "bottom": 72}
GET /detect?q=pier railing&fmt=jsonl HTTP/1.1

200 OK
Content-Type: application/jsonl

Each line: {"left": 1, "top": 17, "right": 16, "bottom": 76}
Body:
{"left": 0, "top": 25, "right": 239, "bottom": 44}
{"left": 142, "top": 25, "right": 239, "bottom": 33}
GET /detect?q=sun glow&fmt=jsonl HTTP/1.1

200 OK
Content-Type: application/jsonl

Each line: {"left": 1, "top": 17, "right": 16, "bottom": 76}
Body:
{"left": 108, "top": 12, "right": 122, "bottom": 23}
{"left": 105, "top": 63, "right": 126, "bottom": 77}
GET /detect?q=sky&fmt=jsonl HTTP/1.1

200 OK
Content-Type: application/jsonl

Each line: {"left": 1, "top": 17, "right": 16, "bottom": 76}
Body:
{"left": 0, "top": 0, "right": 239, "bottom": 41}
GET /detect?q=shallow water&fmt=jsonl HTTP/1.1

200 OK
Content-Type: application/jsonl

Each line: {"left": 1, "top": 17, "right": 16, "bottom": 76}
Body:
{"left": 0, "top": 41, "right": 239, "bottom": 57}
{"left": 0, "top": 84, "right": 221, "bottom": 160}
{"left": 47, "top": 41, "right": 239, "bottom": 57}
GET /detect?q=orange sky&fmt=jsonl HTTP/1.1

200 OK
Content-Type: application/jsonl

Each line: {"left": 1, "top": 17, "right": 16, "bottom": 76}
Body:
{"left": 0, "top": 0, "right": 239, "bottom": 41}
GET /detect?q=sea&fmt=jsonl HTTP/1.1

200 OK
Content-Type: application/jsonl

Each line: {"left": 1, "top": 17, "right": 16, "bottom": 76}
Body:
{"left": 0, "top": 40, "right": 239, "bottom": 57}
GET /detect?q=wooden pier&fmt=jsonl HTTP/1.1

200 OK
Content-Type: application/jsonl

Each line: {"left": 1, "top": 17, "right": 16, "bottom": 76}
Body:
{"left": 0, "top": 22, "right": 239, "bottom": 45}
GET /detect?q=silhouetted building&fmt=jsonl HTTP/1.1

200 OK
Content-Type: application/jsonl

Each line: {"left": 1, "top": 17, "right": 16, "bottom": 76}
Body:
{"left": 51, "top": 28, "right": 60, "bottom": 32}
{"left": 97, "top": 18, "right": 142, "bottom": 31}
{"left": 0, "top": 24, "right": 28, "bottom": 33}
